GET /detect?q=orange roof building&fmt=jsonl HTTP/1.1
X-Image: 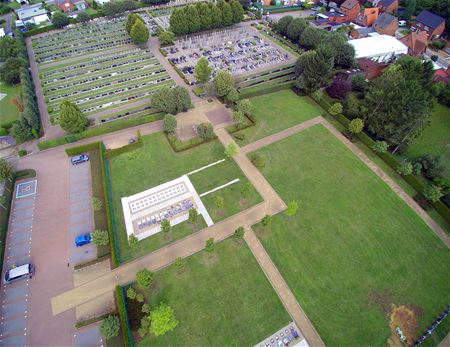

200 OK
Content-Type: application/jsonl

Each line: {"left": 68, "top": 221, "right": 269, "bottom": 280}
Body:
{"left": 400, "top": 30, "right": 428, "bottom": 56}
{"left": 354, "top": 7, "right": 380, "bottom": 27}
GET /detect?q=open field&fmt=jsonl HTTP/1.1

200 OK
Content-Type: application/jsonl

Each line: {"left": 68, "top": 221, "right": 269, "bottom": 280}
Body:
{"left": 31, "top": 17, "right": 174, "bottom": 124}
{"left": 0, "top": 83, "right": 21, "bottom": 127}
{"left": 233, "top": 89, "right": 322, "bottom": 145}
{"left": 406, "top": 104, "right": 450, "bottom": 167}
{"left": 132, "top": 238, "right": 291, "bottom": 346}
{"left": 108, "top": 133, "right": 261, "bottom": 262}
{"left": 252, "top": 124, "right": 450, "bottom": 346}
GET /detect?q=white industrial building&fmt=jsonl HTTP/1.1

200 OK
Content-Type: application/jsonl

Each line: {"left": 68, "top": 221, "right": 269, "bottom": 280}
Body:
{"left": 16, "top": 4, "right": 49, "bottom": 25}
{"left": 349, "top": 35, "right": 408, "bottom": 63}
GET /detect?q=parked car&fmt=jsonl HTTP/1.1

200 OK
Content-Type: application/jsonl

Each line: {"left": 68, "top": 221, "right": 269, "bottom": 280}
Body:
{"left": 290, "top": 328, "right": 299, "bottom": 339}
{"left": 399, "top": 20, "right": 407, "bottom": 26}
{"left": 75, "top": 233, "right": 92, "bottom": 247}
{"left": 71, "top": 154, "right": 89, "bottom": 165}
{"left": 4, "top": 263, "right": 34, "bottom": 284}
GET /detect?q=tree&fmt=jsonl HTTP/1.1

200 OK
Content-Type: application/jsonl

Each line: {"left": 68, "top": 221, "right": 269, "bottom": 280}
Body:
{"left": 0, "top": 159, "right": 14, "bottom": 182}
{"left": 328, "top": 102, "right": 343, "bottom": 116}
{"left": 236, "top": 99, "right": 251, "bottom": 116}
{"left": 273, "top": 15, "right": 293, "bottom": 36}
{"left": 169, "top": 8, "right": 186, "bottom": 35}
{"left": 348, "top": 118, "right": 364, "bottom": 134}
{"left": 126, "top": 13, "right": 141, "bottom": 33}
{"left": 52, "top": 12, "right": 69, "bottom": 28}
{"left": 224, "top": 142, "right": 238, "bottom": 158}
{"left": 158, "top": 30, "right": 175, "bottom": 45}
{"left": 188, "top": 208, "right": 198, "bottom": 223}
{"left": 230, "top": 0, "right": 244, "bottom": 23}
{"left": 196, "top": 123, "right": 215, "bottom": 140}
{"left": 351, "top": 75, "right": 368, "bottom": 94}
{"left": 298, "top": 27, "right": 325, "bottom": 50}
{"left": 294, "top": 50, "right": 333, "bottom": 94}
{"left": 0, "top": 58, "right": 25, "bottom": 85}
{"left": 326, "top": 77, "right": 351, "bottom": 100}
{"left": 161, "top": 219, "right": 171, "bottom": 234}
{"left": 185, "top": 5, "right": 200, "bottom": 33}
{"left": 130, "top": 20, "right": 149, "bottom": 45}
{"left": 163, "top": 114, "right": 177, "bottom": 134}
{"left": 214, "top": 71, "right": 235, "bottom": 98}
{"left": 205, "top": 237, "right": 214, "bottom": 252}
{"left": 210, "top": 4, "right": 223, "bottom": 29}
{"left": 100, "top": 315, "right": 120, "bottom": 340}
{"left": 127, "top": 287, "right": 137, "bottom": 300}
{"left": 151, "top": 87, "right": 176, "bottom": 114}
{"left": 59, "top": 100, "right": 88, "bottom": 133}
{"left": 136, "top": 268, "right": 155, "bottom": 288}
{"left": 173, "top": 86, "right": 191, "bottom": 113}
{"left": 194, "top": 57, "right": 212, "bottom": 84}
{"left": 142, "top": 303, "right": 151, "bottom": 314}
{"left": 234, "top": 226, "right": 245, "bottom": 239}
{"left": 91, "top": 229, "right": 109, "bottom": 246}
{"left": 215, "top": 195, "right": 224, "bottom": 210}
{"left": 396, "top": 161, "right": 413, "bottom": 176}
{"left": 225, "top": 88, "right": 239, "bottom": 104}
{"left": 372, "top": 140, "right": 388, "bottom": 154}
{"left": 261, "top": 215, "right": 271, "bottom": 227}
{"left": 285, "top": 200, "right": 298, "bottom": 217}
{"left": 286, "top": 17, "right": 307, "bottom": 42}
{"left": 240, "top": 182, "right": 251, "bottom": 198}
{"left": 149, "top": 303, "right": 179, "bottom": 337}
{"left": 217, "top": 0, "right": 233, "bottom": 26}
{"left": 0, "top": 37, "right": 18, "bottom": 62}
{"left": 423, "top": 184, "right": 443, "bottom": 203}
{"left": 11, "top": 117, "right": 33, "bottom": 141}
{"left": 197, "top": 2, "right": 212, "bottom": 30}
{"left": 129, "top": 234, "right": 139, "bottom": 247}
{"left": 92, "top": 197, "right": 103, "bottom": 211}
{"left": 136, "top": 293, "right": 144, "bottom": 303}
{"left": 362, "top": 58, "right": 434, "bottom": 148}
{"left": 77, "top": 11, "right": 90, "bottom": 23}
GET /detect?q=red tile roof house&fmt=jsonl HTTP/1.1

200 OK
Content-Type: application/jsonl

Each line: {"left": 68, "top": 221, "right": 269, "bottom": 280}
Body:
{"left": 411, "top": 10, "right": 445, "bottom": 40}
{"left": 373, "top": 12, "right": 398, "bottom": 36}
{"left": 376, "top": 0, "right": 398, "bottom": 14}
{"left": 400, "top": 30, "right": 428, "bottom": 56}
{"left": 55, "top": 0, "right": 87, "bottom": 12}
{"left": 339, "top": 0, "right": 360, "bottom": 21}
{"left": 432, "top": 68, "right": 450, "bottom": 84}
{"left": 354, "top": 7, "right": 379, "bottom": 27}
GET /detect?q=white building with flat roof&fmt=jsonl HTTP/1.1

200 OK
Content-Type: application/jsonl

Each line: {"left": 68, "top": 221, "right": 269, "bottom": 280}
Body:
{"left": 17, "top": 4, "right": 49, "bottom": 24}
{"left": 349, "top": 35, "right": 408, "bottom": 63}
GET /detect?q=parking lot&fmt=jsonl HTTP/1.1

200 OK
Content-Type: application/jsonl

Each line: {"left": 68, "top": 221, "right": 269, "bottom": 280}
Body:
{"left": 68, "top": 159, "right": 96, "bottom": 267}
{"left": 0, "top": 178, "right": 37, "bottom": 345}
{"left": 73, "top": 322, "right": 103, "bottom": 347}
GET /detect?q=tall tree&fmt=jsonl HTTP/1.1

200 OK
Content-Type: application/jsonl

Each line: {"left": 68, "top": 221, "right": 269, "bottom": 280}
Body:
{"left": 52, "top": 12, "right": 69, "bottom": 28}
{"left": 230, "top": 0, "right": 244, "bottom": 23}
{"left": 273, "top": 15, "right": 293, "bottom": 36}
{"left": 130, "top": 20, "right": 149, "bottom": 45}
{"left": 286, "top": 17, "right": 308, "bottom": 42}
{"left": 362, "top": 58, "right": 435, "bottom": 148}
{"left": 185, "top": 5, "right": 200, "bottom": 33}
{"left": 0, "top": 58, "right": 25, "bottom": 85}
{"left": 58, "top": 100, "right": 88, "bottom": 133}
{"left": 298, "top": 26, "right": 326, "bottom": 50}
{"left": 196, "top": 2, "right": 212, "bottom": 30}
{"left": 149, "top": 303, "right": 178, "bottom": 337}
{"left": 194, "top": 57, "right": 212, "bottom": 84}
{"left": 294, "top": 48, "right": 333, "bottom": 93}
{"left": 126, "top": 13, "right": 141, "bottom": 34}
{"left": 213, "top": 71, "right": 235, "bottom": 98}
{"left": 210, "top": 3, "right": 223, "bottom": 28}
{"left": 0, "top": 37, "right": 18, "bottom": 62}
{"left": 217, "top": 0, "right": 233, "bottom": 26}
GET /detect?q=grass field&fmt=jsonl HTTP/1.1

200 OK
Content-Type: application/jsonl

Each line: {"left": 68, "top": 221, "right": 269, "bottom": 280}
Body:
{"left": 0, "top": 83, "right": 21, "bottom": 127}
{"left": 406, "top": 104, "right": 450, "bottom": 167}
{"left": 251, "top": 124, "right": 450, "bottom": 346}
{"left": 108, "top": 133, "right": 260, "bottom": 262}
{"left": 232, "top": 89, "right": 322, "bottom": 146}
{"left": 134, "top": 238, "right": 291, "bottom": 346}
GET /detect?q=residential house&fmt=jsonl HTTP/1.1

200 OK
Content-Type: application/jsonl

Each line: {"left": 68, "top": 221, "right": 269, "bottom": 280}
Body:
{"left": 354, "top": 7, "right": 379, "bottom": 27}
{"left": 357, "top": 58, "right": 389, "bottom": 79}
{"left": 400, "top": 30, "right": 428, "bottom": 56}
{"left": 16, "top": 4, "right": 49, "bottom": 25}
{"left": 377, "top": 0, "right": 398, "bottom": 14}
{"left": 411, "top": 10, "right": 445, "bottom": 39}
{"left": 339, "top": 0, "right": 360, "bottom": 21}
{"left": 432, "top": 68, "right": 450, "bottom": 84}
{"left": 349, "top": 23, "right": 377, "bottom": 39}
{"left": 55, "top": 0, "right": 87, "bottom": 12}
{"left": 373, "top": 13, "right": 398, "bottom": 36}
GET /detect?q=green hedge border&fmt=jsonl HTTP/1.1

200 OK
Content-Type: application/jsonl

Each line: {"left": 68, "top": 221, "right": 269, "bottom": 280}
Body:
{"left": 115, "top": 285, "right": 134, "bottom": 347}
{"left": 238, "top": 81, "right": 295, "bottom": 99}
{"left": 165, "top": 132, "right": 215, "bottom": 152}
{"left": 311, "top": 92, "right": 450, "bottom": 224}
{"left": 75, "top": 311, "right": 116, "bottom": 329}
{"left": 106, "top": 130, "right": 143, "bottom": 160}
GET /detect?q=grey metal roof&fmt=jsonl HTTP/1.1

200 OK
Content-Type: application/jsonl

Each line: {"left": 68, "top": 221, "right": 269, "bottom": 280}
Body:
{"left": 17, "top": 4, "right": 47, "bottom": 20}
{"left": 415, "top": 10, "right": 445, "bottom": 29}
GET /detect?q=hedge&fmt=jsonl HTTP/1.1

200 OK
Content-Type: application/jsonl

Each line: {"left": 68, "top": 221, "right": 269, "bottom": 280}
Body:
{"left": 25, "top": 24, "right": 56, "bottom": 37}
{"left": 165, "top": 133, "right": 214, "bottom": 152}
{"left": 310, "top": 92, "right": 450, "bottom": 224}
{"left": 106, "top": 130, "right": 143, "bottom": 160}
{"left": 75, "top": 311, "right": 116, "bottom": 329}
{"left": 73, "top": 253, "right": 111, "bottom": 270}
{"left": 238, "top": 81, "right": 295, "bottom": 99}
{"left": 65, "top": 141, "right": 102, "bottom": 156}
{"left": 115, "top": 286, "right": 134, "bottom": 347}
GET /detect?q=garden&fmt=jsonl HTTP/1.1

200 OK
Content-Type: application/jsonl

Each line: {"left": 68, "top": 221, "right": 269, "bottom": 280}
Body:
{"left": 108, "top": 132, "right": 261, "bottom": 263}
{"left": 232, "top": 89, "right": 322, "bottom": 145}
{"left": 251, "top": 124, "right": 450, "bottom": 346}
{"left": 31, "top": 17, "right": 174, "bottom": 125}
{"left": 125, "top": 238, "right": 291, "bottom": 346}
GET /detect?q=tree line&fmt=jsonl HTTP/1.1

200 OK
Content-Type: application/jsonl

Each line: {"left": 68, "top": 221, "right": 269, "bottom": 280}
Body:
{"left": 0, "top": 31, "right": 41, "bottom": 140}
{"left": 126, "top": 13, "right": 150, "bottom": 44}
{"left": 169, "top": 0, "right": 244, "bottom": 36}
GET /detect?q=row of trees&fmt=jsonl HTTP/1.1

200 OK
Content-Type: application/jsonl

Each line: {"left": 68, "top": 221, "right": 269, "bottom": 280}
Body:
{"left": 151, "top": 86, "right": 192, "bottom": 114}
{"left": 126, "top": 13, "right": 150, "bottom": 44}
{"left": 102, "top": 0, "right": 138, "bottom": 17}
{"left": 169, "top": 0, "right": 244, "bottom": 36}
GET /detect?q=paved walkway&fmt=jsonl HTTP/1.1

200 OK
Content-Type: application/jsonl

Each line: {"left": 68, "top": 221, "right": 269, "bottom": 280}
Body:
{"left": 244, "top": 227, "right": 325, "bottom": 347}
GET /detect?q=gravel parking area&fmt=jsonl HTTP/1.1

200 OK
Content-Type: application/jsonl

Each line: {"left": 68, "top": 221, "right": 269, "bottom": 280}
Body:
{"left": 0, "top": 179, "right": 37, "bottom": 345}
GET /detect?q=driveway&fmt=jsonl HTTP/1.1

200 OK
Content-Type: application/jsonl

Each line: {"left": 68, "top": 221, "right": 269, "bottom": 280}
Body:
{"left": 0, "top": 178, "right": 37, "bottom": 346}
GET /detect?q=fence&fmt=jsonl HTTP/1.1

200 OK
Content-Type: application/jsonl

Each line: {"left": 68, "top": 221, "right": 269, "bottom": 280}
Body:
{"left": 115, "top": 286, "right": 134, "bottom": 347}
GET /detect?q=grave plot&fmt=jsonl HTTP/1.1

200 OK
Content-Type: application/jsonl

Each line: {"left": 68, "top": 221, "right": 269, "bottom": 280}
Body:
{"left": 162, "top": 26, "right": 296, "bottom": 83}
{"left": 139, "top": 12, "right": 160, "bottom": 35}
{"left": 32, "top": 17, "right": 175, "bottom": 124}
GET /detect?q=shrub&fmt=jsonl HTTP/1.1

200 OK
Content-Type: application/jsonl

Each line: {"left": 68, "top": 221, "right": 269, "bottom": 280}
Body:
{"left": 285, "top": 200, "right": 298, "bottom": 217}
{"left": 136, "top": 293, "right": 144, "bottom": 303}
{"left": 149, "top": 303, "right": 178, "bottom": 337}
{"left": 126, "top": 287, "right": 137, "bottom": 300}
{"left": 99, "top": 315, "right": 120, "bottom": 340}
{"left": 423, "top": 184, "right": 443, "bottom": 203}
{"left": 92, "top": 197, "right": 103, "bottom": 211}
{"left": 348, "top": 118, "right": 364, "bottom": 135}
{"left": 215, "top": 195, "right": 224, "bottom": 210}
{"left": 142, "top": 303, "right": 151, "bottom": 314}
{"left": 234, "top": 226, "right": 245, "bottom": 239}
{"left": 261, "top": 214, "right": 271, "bottom": 227}
{"left": 162, "top": 114, "right": 177, "bottom": 134}
{"left": 174, "top": 257, "right": 186, "bottom": 271}
{"left": 205, "top": 237, "right": 214, "bottom": 252}
{"left": 161, "top": 219, "right": 171, "bottom": 233}
{"left": 372, "top": 140, "right": 388, "bottom": 154}
{"left": 396, "top": 161, "right": 413, "bottom": 176}
{"left": 136, "top": 268, "right": 155, "bottom": 288}
{"left": 224, "top": 142, "right": 238, "bottom": 158}
{"left": 351, "top": 75, "right": 368, "bottom": 94}
{"left": 129, "top": 234, "right": 138, "bottom": 247}
{"left": 240, "top": 182, "right": 251, "bottom": 197}
{"left": 18, "top": 149, "right": 27, "bottom": 157}
{"left": 188, "top": 208, "right": 198, "bottom": 223}
{"left": 92, "top": 229, "right": 109, "bottom": 246}
{"left": 196, "top": 123, "right": 215, "bottom": 140}
{"left": 250, "top": 152, "right": 265, "bottom": 168}
{"left": 328, "top": 102, "right": 343, "bottom": 116}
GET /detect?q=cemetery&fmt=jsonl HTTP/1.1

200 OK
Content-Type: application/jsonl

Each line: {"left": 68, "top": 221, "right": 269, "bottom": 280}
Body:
{"left": 31, "top": 17, "right": 174, "bottom": 124}
{"left": 162, "top": 26, "right": 295, "bottom": 83}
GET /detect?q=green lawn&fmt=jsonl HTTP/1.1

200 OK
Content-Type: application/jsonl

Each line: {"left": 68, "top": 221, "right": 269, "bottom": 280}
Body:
{"left": 0, "top": 83, "right": 21, "bottom": 127}
{"left": 406, "top": 104, "right": 450, "bottom": 167}
{"left": 134, "top": 238, "right": 291, "bottom": 346}
{"left": 251, "top": 124, "right": 450, "bottom": 346}
{"left": 232, "top": 89, "right": 322, "bottom": 146}
{"left": 108, "top": 133, "right": 260, "bottom": 262}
